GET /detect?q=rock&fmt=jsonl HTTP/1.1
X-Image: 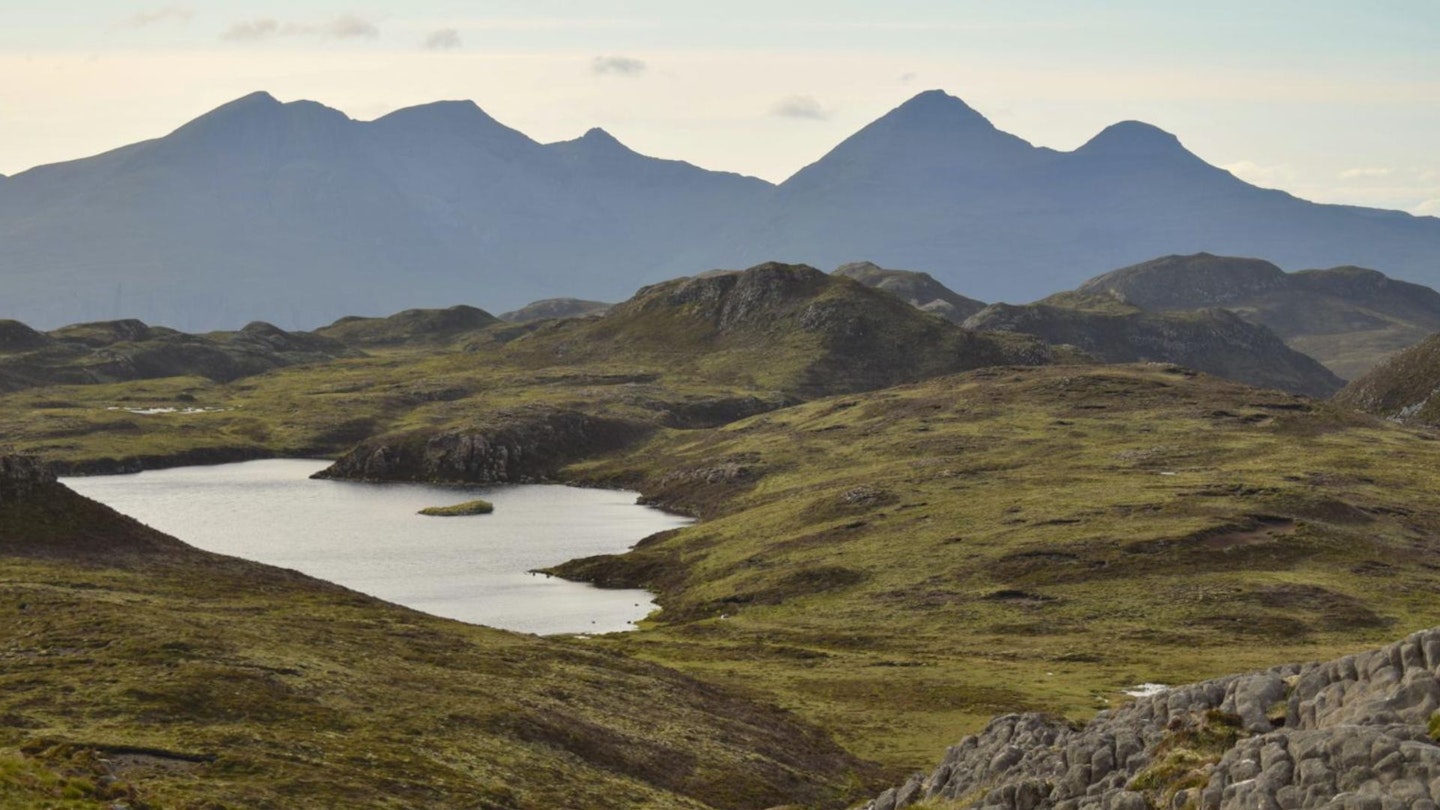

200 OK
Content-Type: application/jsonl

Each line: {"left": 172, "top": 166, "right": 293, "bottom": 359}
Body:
{"left": 860, "top": 627, "right": 1440, "bottom": 809}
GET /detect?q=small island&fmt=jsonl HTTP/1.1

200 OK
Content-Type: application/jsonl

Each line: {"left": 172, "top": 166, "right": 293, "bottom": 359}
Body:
{"left": 418, "top": 498, "right": 494, "bottom": 516}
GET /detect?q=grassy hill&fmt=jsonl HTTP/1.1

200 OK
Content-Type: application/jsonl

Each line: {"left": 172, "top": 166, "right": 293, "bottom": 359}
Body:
{"left": 551, "top": 365, "right": 1440, "bottom": 765}
{"left": 1076, "top": 253, "right": 1440, "bottom": 380}
{"left": 0, "top": 456, "right": 875, "bottom": 808}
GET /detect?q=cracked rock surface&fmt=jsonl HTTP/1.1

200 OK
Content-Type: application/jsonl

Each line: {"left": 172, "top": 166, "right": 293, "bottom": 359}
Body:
{"left": 862, "top": 627, "right": 1440, "bottom": 809}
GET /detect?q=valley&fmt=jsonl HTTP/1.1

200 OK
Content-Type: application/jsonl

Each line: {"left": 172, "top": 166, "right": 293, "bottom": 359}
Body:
{"left": 6, "top": 259, "right": 1440, "bottom": 807}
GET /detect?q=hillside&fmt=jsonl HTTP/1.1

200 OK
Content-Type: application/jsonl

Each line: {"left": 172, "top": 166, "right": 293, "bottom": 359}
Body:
{"left": 962, "top": 295, "right": 1345, "bottom": 396}
{"left": 0, "top": 263, "right": 1049, "bottom": 479}
{"left": 1075, "top": 253, "right": 1440, "bottom": 379}
{"left": 0, "top": 318, "right": 359, "bottom": 393}
{"left": 832, "top": 261, "right": 987, "bottom": 323}
{"left": 0, "top": 455, "right": 875, "bottom": 808}
{"left": 315, "top": 305, "right": 499, "bottom": 347}
{"left": 499, "top": 298, "right": 614, "bottom": 324}
{"left": 318, "top": 262, "right": 1050, "bottom": 481}
{"left": 4, "top": 91, "right": 1440, "bottom": 329}
{"left": 1335, "top": 333, "right": 1440, "bottom": 426}
{"left": 555, "top": 365, "right": 1440, "bottom": 765}
{"left": 860, "top": 625, "right": 1440, "bottom": 809}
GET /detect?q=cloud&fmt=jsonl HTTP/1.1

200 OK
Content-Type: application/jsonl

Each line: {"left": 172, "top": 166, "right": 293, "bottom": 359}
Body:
{"left": 424, "top": 28, "right": 462, "bottom": 50}
{"left": 591, "top": 55, "right": 646, "bottom": 76}
{"left": 899, "top": 72, "right": 918, "bottom": 83}
{"left": 770, "top": 95, "right": 829, "bottom": 120}
{"left": 1340, "top": 167, "right": 1394, "bottom": 179}
{"left": 1221, "top": 160, "right": 1295, "bottom": 187}
{"left": 221, "top": 14, "right": 379, "bottom": 42}
{"left": 118, "top": 6, "right": 193, "bottom": 28}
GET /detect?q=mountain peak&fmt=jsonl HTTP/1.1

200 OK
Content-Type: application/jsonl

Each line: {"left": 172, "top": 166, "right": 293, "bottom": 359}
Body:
{"left": 884, "top": 89, "right": 995, "bottom": 130}
{"left": 1075, "top": 120, "right": 1190, "bottom": 158}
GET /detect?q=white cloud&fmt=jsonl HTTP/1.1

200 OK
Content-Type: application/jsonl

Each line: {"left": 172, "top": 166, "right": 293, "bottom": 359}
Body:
{"left": 1339, "top": 167, "right": 1394, "bottom": 179}
{"left": 1222, "top": 160, "right": 1296, "bottom": 187}
{"left": 591, "top": 55, "right": 646, "bottom": 76}
{"left": 424, "top": 29, "right": 462, "bottom": 51}
{"left": 221, "top": 14, "right": 379, "bottom": 43}
{"left": 899, "top": 72, "right": 917, "bottom": 83}
{"left": 770, "top": 95, "right": 829, "bottom": 120}
{"left": 118, "top": 6, "right": 193, "bottom": 28}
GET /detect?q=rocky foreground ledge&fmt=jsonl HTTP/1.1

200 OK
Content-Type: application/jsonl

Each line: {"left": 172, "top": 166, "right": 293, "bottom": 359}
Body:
{"left": 864, "top": 628, "right": 1440, "bottom": 810}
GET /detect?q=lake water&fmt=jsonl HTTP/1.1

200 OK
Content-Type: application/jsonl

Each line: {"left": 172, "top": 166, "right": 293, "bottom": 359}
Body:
{"left": 62, "top": 459, "right": 692, "bottom": 635}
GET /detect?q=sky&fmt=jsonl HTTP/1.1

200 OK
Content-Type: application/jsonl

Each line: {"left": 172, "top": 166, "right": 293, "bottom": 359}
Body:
{"left": 2, "top": 1, "right": 1437, "bottom": 215}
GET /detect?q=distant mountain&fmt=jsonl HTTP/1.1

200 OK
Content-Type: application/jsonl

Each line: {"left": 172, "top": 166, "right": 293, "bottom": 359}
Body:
{"left": 3, "top": 90, "right": 1440, "bottom": 330}
{"left": 315, "top": 305, "right": 498, "bottom": 347}
{"left": 0, "top": 92, "right": 766, "bottom": 330}
{"left": 499, "top": 298, "right": 613, "bottom": 324}
{"left": 963, "top": 295, "right": 1345, "bottom": 397}
{"left": 1075, "top": 254, "right": 1440, "bottom": 379}
{"left": 0, "top": 318, "right": 358, "bottom": 392}
{"left": 832, "top": 261, "right": 986, "bottom": 322}
{"left": 735, "top": 93, "right": 1440, "bottom": 302}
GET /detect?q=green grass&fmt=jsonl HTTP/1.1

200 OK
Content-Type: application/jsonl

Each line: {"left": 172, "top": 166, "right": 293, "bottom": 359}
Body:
{"left": 419, "top": 498, "right": 494, "bottom": 516}
{"left": 557, "top": 365, "right": 1440, "bottom": 767}
{"left": 0, "top": 480, "right": 877, "bottom": 809}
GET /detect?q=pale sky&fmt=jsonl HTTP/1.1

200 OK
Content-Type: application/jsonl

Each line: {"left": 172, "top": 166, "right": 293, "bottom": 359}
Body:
{"left": 3, "top": 1, "right": 1438, "bottom": 215}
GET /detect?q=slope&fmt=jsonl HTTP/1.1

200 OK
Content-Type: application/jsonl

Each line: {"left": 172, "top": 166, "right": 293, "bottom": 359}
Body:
{"left": 0, "top": 454, "right": 877, "bottom": 808}
{"left": 1335, "top": 332, "right": 1440, "bottom": 426}
{"left": 962, "top": 294, "right": 1345, "bottom": 396}
{"left": 554, "top": 365, "right": 1440, "bottom": 766}
{"left": 832, "top": 261, "right": 987, "bottom": 323}
{"left": 1077, "top": 253, "right": 1440, "bottom": 379}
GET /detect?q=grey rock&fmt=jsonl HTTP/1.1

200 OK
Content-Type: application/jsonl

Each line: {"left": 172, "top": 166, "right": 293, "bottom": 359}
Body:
{"left": 860, "top": 627, "right": 1440, "bottom": 810}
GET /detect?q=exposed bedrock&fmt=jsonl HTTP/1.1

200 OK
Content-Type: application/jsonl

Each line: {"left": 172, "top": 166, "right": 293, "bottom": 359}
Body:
{"left": 863, "top": 627, "right": 1440, "bottom": 810}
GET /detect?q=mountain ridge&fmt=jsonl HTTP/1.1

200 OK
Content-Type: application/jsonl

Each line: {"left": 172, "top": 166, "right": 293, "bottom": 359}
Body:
{"left": 2, "top": 90, "right": 1438, "bottom": 330}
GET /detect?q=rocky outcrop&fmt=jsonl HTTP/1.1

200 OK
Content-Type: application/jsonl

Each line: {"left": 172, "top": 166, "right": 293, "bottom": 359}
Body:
{"left": 1074, "top": 254, "right": 1440, "bottom": 380}
{"left": 1336, "top": 334, "right": 1440, "bottom": 427}
{"left": 314, "top": 408, "right": 652, "bottom": 484}
{"left": 0, "top": 455, "right": 55, "bottom": 501}
{"left": 551, "top": 262, "right": 1051, "bottom": 399}
{"left": 861, "top": 626, "right": 1440, "bottom": 810}
{"left": 833, "top": 261, "right": 987, "bottom": 323}
{"left": 963, "top": 298, "right": 1344, "bottom": 397}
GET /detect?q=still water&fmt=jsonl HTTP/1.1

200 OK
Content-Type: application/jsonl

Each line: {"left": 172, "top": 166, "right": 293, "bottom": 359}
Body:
{"left": 62, "top": 459, "right": 692, "bottom": 635}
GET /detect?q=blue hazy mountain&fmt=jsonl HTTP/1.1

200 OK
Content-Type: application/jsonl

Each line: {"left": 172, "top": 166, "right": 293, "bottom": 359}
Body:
{"left": 1, "top": 90, "right": 1437, "bottom": 329}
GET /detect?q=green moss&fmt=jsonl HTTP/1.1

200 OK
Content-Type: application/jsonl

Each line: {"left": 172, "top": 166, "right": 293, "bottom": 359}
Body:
{"left": 419, "top": 498, "right": 495, "bottom": 516}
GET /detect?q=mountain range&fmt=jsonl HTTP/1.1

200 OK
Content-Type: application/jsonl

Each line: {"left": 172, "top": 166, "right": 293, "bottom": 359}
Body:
{"left": 2, "top": 90, "right": 1438, "bottom": 330}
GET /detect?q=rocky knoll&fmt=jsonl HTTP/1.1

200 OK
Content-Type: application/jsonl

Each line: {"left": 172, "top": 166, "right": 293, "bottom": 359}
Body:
{"left": 315, "top": 304, "right": 499, "bottom": 347}
{"left": 528, "top": 261, "right": 1050, "bottom": 398}
{"left": 962, "top": 296, "right": 1345, "bottom": 397}
{"left": 499, "top": 297, "right": 614, "bottom": 324}
{"left": 314, "top": 407, "right": 652, "bottom": 483}
{"left": 832, "top": 261, "right": 987, "bottom": 323}
{"left": 862, "top": 627, "right": 1440, "bottom": 810}
{"left": 0, "top": 317, "right": 360, "bottom": 391}
{"left": 1336, "top": 334, "right": 1440, "bottom": 427}
{"left": 1075, "top": 254, "right": 1440, "bottom": 380}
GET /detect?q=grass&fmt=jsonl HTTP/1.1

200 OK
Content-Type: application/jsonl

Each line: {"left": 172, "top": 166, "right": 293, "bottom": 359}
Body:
{"left": 419, "top": 498, "right": 494, "bottom": 516}
{"left": 9, "top": 294, "right": 1440, "bottom": 790}
{"left": 556, "top": 365, "right": 1440, "bottom": 767}
{"left": 0, "top": 479, "right": 877, "bottom": 809}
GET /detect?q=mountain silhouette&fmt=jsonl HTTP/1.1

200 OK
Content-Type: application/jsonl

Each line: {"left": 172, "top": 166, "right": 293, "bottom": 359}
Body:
{"left": 0, "top": 90, "right": 1436, "bottom": 329}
